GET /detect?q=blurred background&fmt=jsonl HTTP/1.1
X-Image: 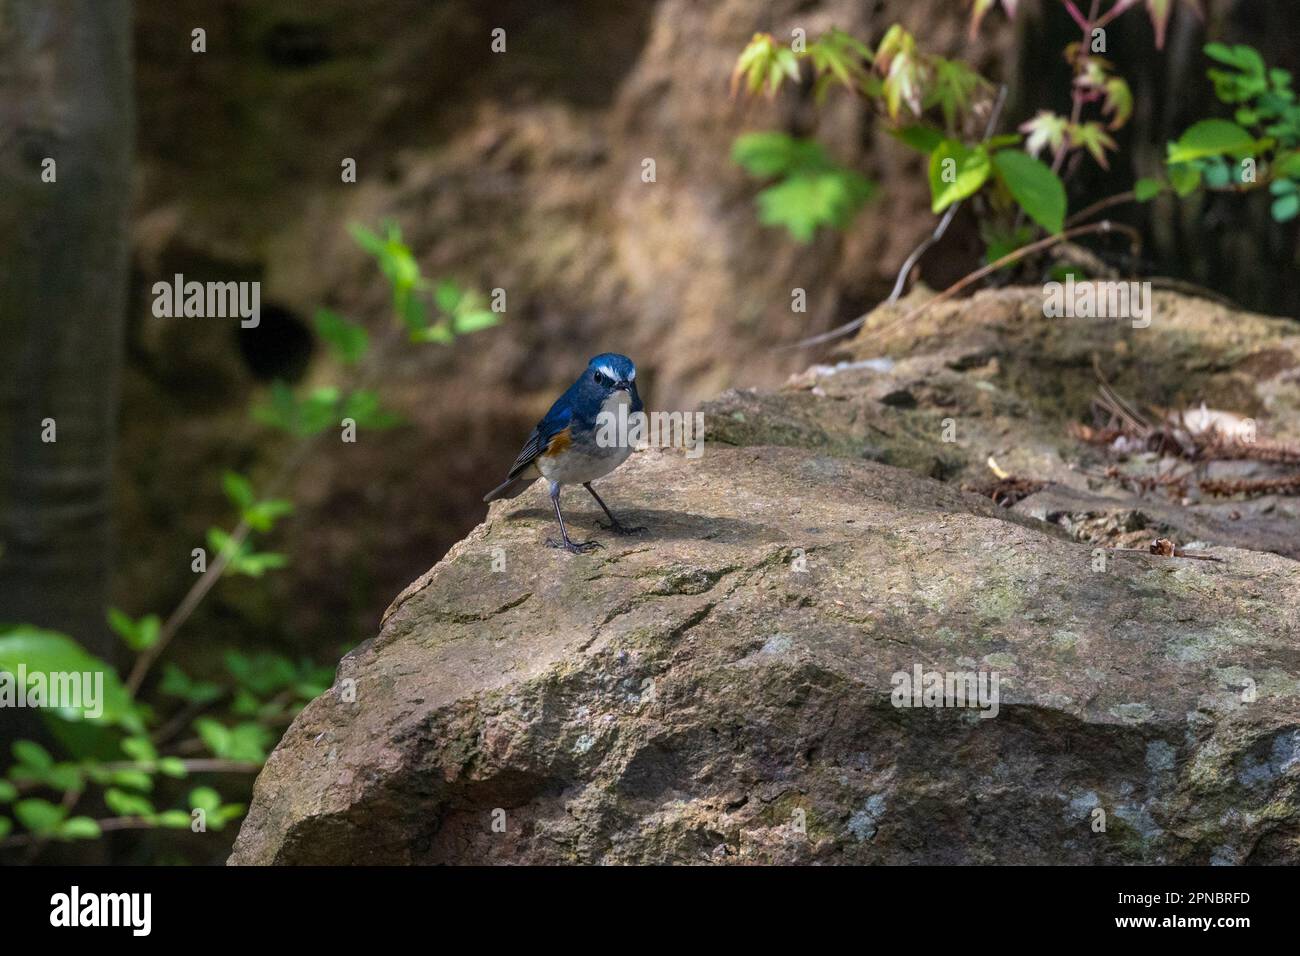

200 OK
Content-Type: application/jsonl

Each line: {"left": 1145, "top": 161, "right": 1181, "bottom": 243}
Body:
{"left": 0, "top": 0, "right": 1296, "bottom": 863}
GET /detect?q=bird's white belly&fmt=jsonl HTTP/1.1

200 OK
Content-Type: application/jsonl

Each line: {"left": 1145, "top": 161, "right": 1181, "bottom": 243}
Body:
{"left": 538, "top": 390, "right": 635, "bottom": 485}
{"left": 538, "top": 441, "right": 632, "bottom": 484}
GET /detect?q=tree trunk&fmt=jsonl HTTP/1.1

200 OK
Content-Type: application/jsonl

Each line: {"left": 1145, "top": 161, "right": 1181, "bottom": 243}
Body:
{"left": 0, "top": 0, "right": 133, "bottom": 663}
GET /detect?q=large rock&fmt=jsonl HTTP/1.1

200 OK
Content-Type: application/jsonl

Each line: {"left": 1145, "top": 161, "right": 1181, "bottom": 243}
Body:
{"left": 231, "top": 287, "right": 1300, "bottom": 863}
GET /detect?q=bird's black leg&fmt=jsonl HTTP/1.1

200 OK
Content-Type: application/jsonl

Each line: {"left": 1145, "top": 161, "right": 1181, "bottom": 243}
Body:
{"left": 584, "top": 482, "right": 646, "bottom": 535}
{"left": 545, "top": 483, "right": 603, "bottom": 554}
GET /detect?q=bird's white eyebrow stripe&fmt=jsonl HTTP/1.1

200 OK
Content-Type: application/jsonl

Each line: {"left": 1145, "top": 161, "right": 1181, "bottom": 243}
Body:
{"left": 595, "top": 363, "right": 634, "bottom": 381}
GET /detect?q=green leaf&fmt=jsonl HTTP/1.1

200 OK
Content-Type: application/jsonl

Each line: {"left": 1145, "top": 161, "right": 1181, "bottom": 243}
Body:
{"left": 452, "top": 309, "right": 499, "bottom": 334}
{"left": 121, "top": 736, "right": 157, "bottom": 762}
{"left": 314, "top": 309, "right": 369, "bottom": 364}
{"left": 807, "top": 28, "right": 872, "bottom": 92}
{"left": 158, "top": 664, "right": 222, "bottom": 705}
{"left": 1167, "top": 119, "right": 1258, "bottom": 163}
{"left": 0, "top": 780, "right": 17, "bottom": 802}
{"left": 58, "top": 816, "right": 102, "bottom": 840}
{"left": 927, "top": 56, "right": 988, "bottom": 130}
{"left": 892, "top": 125, "right": 944, "bottom": 154}
{"left": 13, "top": 740, "right": 53, "bottom": 770}
{"left": 221, "top": 471, "right": 256, "bottom": 508}
{"left": 1048, "top": 262, "right": 1089, "bottom": 284}
{"left": 1134, "top": 177, "right": 1165, "bottom": 201}
{"left": 226, "top": 723, "right": 273, "bottom": 763}
{"left": 251, "top": 380, "right": 299, "bottom": 435}
{"left": 230, "top": 550, "right": 288, "bottom": 578}
{"left": 731, "top": 33, "right": 783, "bottom": 98}
{"left": 876, "top": 25, "right": 923, "bottom": 120}
{"left": 157, "top": 757, "right": 188, "bottom": 778}
{"left": 103, "top": 787, "right": 154, "bottom": 817}
{"left": 1019, "top": 111, "right": 1069, "bottom": 160}
{"left": 927, "top": 140, "right": 991, "bottom": 213}
{"left": 215, "top": 803, "right": 247, "bottom": 827}
{"left": 1102, "top": 77, "right": 1133, "bottom": 130}
{"left": 1205, "top": 43, "right": 1266, "bottom": 77}
{"left": 189, "top": 786, "right": 222, "bottom": 814}
{"left": 1168, "top": 162, "right": 1202, "bottom": 197}
{"left": 410, "top": 322, "right": 453, "bottom": 345}
{"left": 14, "top": 798, "right": 67, "bottom": 834}
{"left": 44, "top": 763, "right": 85, "bottom": 791}
{"left": 110, "top": 769, "right": 153, "bottom": 792}
{"left": 155, "top": 810, "right": 192, "bottom": 829}
{"left": 349, "top": 221, "right": 420, "bottom": 294}
{"left": 0, "top": 817, "right": 11, "bottom": 839}
{"left": 1272, "top": 192, "right": 1300, "bottom": 222}
{"left": 1202, "top": 156, "right": 1231, "bottom": 188}
{"left": 991, "top": 149, "right": 1066, "bottom": 234}
{"left": 1071, "top": 122, "right": 1119, "bottom": 169}
{"left": 0, "top": 627, "right": 142, "bottom": 732}
{"left": 194, "top": 718, "right": 233, "bottom": 758}
{"left": 1273, "top": 152, "right": 1300, "bottom": 178}
{"left": 340, "top": 390, "right": 403, "bottom": 430}
{"left": 732, "top": 133, "right": 829, "bottom": 177}
{"left": 243, "top": 498, "right": 294, "bottom": 533}
{"left": 432, "top": 280, "right": 463, "bottom": 315}
{"left": 755, "top": 169, "right": 874, "bottom": 242}
{"left": 107, "top": 609, "right": 161, "bottom": 652}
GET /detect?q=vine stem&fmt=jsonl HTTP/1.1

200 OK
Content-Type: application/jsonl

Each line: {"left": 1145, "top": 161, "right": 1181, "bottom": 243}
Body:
{"left": 1065, "top": 189, "right": 1136, "bottom": 226}
{"left": 3, "top": 817, "right": 176, "bottom": 849}
{"left": 1050, "top": 0, "right": 1103, "bottom": 177}
{"left": 884, "top": 85, "right": 1009, "bottom": 305}
{"left": 785, "top": 219, "right": 1140, "bottom": 350}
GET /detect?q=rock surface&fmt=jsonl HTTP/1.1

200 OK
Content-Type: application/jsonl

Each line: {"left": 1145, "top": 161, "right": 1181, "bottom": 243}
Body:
{"left": 232, "top": 289, "right": 1300, "bottom": 864}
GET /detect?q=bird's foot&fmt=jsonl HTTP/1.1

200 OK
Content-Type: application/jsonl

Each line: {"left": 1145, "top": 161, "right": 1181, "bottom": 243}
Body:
{"left": 546, "top": 536, "right": 604, "bottom": 554}
{"left": 599, "top": 521, "right": 646, "bottom": 536}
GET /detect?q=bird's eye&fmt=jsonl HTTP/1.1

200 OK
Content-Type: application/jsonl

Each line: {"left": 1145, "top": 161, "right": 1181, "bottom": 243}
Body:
{"left": 594, "top": 371, "right": 608, "bottom": 386}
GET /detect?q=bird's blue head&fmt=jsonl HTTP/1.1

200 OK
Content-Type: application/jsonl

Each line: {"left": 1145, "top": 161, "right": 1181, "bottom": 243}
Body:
{"left": 577, "top": 353, "right": 642, "bottom": 416}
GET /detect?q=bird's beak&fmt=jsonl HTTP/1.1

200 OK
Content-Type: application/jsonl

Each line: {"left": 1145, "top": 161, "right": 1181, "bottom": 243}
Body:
{"left": 614, "top": 380, "right": 631, "bottom": 391}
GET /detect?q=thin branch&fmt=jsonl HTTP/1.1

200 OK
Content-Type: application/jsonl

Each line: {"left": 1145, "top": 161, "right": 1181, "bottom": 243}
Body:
{"left": 1094, "top": 0, "right": 1141, "bottom": 30}
{"left": 1063, "top": 0, "right": 1090, "bottom": 32}
{"left": 1065, "top": 189, "right": 1136, "bottom": 226}
{"left": 125, "top": 324, "right": 407, "bottom": 695}
{"left": 3, "top": 817, "right": 164, "bottom": 850}
{"left": 785, "top": 219, "right": 1139, "bottom": 350}
{"left": 1050, "top": 0, "right": 1102, "bottom": 177}
{"left": 885, "top": 85, "right": 1009, "bottom": 305}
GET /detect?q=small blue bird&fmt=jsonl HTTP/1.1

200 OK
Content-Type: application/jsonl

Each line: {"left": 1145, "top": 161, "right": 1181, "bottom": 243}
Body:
{"left": 484, "top": 353, "right": 646, "bottom": 553}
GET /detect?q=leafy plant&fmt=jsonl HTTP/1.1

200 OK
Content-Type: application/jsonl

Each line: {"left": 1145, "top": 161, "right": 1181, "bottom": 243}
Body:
{"left": 732, "top": 23, "right": 1065, "bottom": 247}
{"left": 732, "top": 132, "right": 874, "bottom": 242}
{"left": 0, "top": 222, "right": 499, "bottom": 859}
{"left": 1139, "top": 44, "right": 1300, "bottom": 222}
{"left": 729, "top": 1, "right": 1204, "bottom": 270}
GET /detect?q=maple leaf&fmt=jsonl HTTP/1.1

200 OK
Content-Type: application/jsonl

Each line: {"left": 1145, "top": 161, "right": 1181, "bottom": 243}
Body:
{"left": 1020, "top": 111, "right": 1069, "bottom": 158}
{"left": 1070, "top": 121, "right": 1119, "bottom": 169}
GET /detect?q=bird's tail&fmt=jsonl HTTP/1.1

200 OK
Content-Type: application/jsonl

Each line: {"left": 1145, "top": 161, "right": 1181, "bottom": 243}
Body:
{"left": 483, "top": 475, "right": 536, "bottom": 503}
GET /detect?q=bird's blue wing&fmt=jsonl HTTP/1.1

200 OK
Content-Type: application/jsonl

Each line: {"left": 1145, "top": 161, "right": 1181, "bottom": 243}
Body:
{"left": 505, "top": 403, "right": 573, "bottom": 480}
